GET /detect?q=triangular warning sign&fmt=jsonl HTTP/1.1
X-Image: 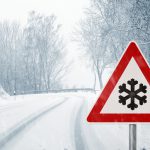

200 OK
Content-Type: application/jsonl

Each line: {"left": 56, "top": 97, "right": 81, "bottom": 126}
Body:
{"left": 87, "top": 42, "right": 150, "bottom": 122}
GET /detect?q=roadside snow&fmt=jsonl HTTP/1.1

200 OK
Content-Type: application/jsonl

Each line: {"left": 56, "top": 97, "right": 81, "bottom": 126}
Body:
{"left": 0, "top": 86, "right": 9, "bottom": 99}
{"left": 0, "top": 93, "right": 68, "bottom": 135}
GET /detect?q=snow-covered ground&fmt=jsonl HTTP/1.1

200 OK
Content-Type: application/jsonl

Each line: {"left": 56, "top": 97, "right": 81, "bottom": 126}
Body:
{"left": 0, "top": 93, "right": 66, "bottom": 135}
{"left": 0, "top": 92, "right": 150, "bottom": 150}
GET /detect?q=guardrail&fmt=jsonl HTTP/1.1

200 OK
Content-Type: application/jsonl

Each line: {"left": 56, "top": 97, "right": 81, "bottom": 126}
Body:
{"left": 12, "top": 88, "right": 97, "bottom": 96}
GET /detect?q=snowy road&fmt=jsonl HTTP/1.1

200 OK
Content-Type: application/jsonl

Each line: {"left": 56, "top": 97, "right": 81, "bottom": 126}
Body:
{"left": 0, "top": 92, "right": 150, "bottom": 150}
{"left": 0, "top": 93, "right": 86, "bottom": 150}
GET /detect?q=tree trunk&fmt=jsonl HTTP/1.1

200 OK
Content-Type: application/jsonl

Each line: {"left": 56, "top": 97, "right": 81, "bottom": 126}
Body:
{"left": 96, "top": 65, "right": 104, "bottom": 90}
{"left": 93, "top": 65, "right": 96, "bottom": 90}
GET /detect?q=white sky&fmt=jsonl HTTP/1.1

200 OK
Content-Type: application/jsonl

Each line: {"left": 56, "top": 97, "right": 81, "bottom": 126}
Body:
{"left": 0, "top": 0, "right": 88, "bottom": 33}
{"left": 0, "top": 0, "right": 96, "bottom": 88}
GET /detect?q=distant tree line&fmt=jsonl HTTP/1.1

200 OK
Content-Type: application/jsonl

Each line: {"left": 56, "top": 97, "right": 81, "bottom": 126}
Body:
{"left": 0, "top": 11, "right": 65, "bottom": 95}
{"left": 76, "top": 0, "right": 150, "bottom": 89}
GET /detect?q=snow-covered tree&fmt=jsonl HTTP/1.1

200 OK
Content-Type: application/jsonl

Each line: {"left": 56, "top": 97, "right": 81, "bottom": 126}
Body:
{"left": 0, "top": 11, "right": 65, "bottom": 94}
{"left": 128, "top": 0, "right": 150, "bottom": 63}
{"left": 76, "top": 0, "right": 150, "bottom": 89}
{"left": 23, "top": 11, "right": 65, "bottom": 93}
{"left": 0, "top": 22, "right": 23, "bottom": 94}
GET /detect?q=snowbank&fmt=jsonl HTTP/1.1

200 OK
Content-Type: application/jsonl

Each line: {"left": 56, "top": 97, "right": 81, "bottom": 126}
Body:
{"left": 0, "top": 86, "right": 9, "bottom": 100}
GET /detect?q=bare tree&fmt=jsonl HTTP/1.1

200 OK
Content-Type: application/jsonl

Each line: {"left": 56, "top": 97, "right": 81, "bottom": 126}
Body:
{"left": 23, "top": 11, "right": 65, "bottom": 93}
{"left": 0, "top": 22, "right": 23, "bottom": 94}
{"left": 0, "top": 11, "right": 66, "bottom": 95}
{"left": 128, "top": 0, "right": 150, "bottom": 63}
{"left": 76, "top": 0, "right": 150, "bottom": 90}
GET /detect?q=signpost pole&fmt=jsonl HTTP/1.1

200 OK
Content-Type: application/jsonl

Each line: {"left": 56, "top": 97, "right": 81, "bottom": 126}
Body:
{"left": 129, "top": 124, "right": 137, "bottom": 150}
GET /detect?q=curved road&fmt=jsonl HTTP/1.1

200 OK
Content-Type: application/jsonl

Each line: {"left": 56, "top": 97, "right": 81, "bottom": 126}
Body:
{"left": 1, "top": 95, "right": 84, "bottom": 150}
{"left": 0, "top": 93, "right": 141, "bottom": 150}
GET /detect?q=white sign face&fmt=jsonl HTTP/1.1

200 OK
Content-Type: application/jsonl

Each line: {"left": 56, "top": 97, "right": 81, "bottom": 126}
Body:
{"left": 101, "top": 58, "right": 150, "bottom": 114}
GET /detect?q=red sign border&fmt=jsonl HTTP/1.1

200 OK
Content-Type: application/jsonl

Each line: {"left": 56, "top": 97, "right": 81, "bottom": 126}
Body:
{"left": 87, "top": 42, "right": 150, "bottom": 122}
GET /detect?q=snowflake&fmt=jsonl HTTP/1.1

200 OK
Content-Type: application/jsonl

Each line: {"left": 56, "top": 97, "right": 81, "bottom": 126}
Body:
{"left": 118, "top": 78, "right": 147, "bottom": 110}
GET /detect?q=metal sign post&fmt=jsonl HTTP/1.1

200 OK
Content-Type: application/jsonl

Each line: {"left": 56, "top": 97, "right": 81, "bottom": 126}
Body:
{"left": 129, "top": 124, "right": 137, "bottom": 150}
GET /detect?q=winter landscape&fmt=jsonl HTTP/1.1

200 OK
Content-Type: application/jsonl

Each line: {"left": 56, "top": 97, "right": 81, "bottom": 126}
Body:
{"left": 0, "top": 0, "right": 150, "bottom": 149}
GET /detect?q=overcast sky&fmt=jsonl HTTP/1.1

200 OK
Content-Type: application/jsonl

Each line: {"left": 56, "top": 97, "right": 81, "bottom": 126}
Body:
{"left": 0, "top": 0, "right": 100, "bottom": 88}
{"left": 0, "top": 0, "right": 89, "bottom": 32}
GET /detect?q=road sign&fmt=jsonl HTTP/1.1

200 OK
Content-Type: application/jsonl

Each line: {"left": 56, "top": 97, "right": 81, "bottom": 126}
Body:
{"left": 87, "top": 42, "right": 150, "bottom": 122}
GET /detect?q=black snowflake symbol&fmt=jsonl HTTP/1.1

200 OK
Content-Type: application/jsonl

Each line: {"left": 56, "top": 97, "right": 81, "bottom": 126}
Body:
{"left": 118, "top": 78, "right": 147, "bottom": 110}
